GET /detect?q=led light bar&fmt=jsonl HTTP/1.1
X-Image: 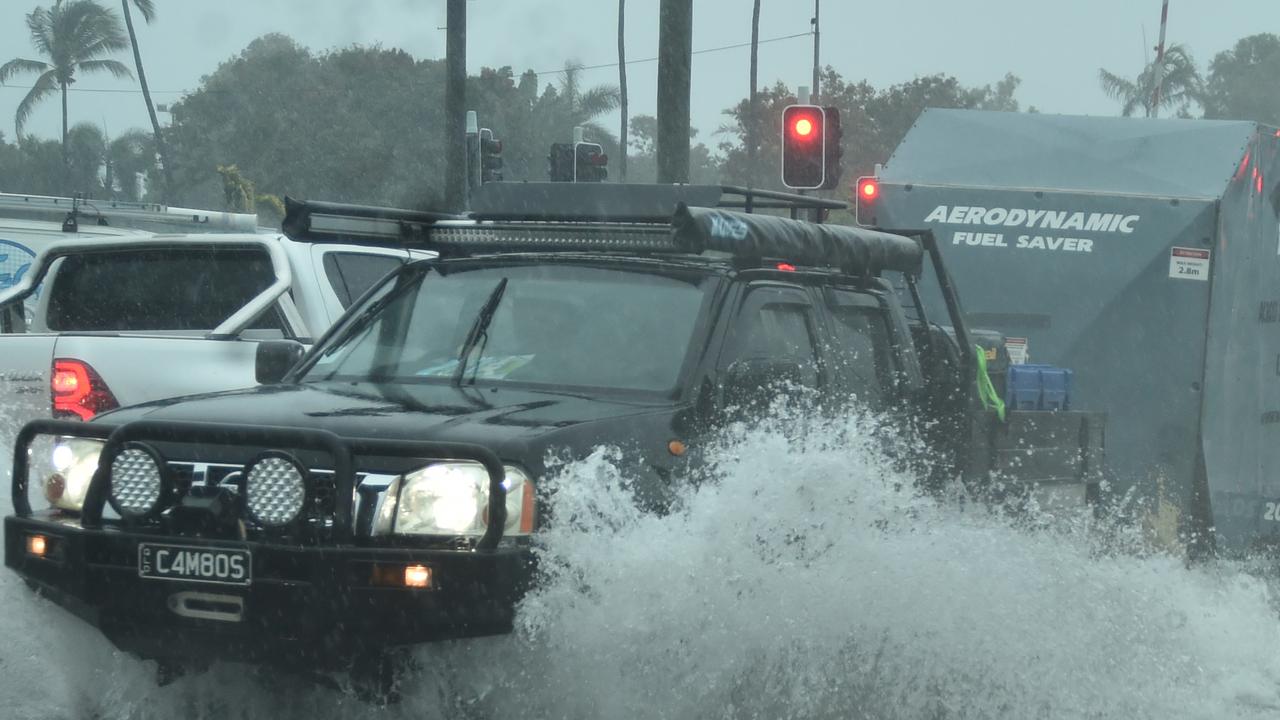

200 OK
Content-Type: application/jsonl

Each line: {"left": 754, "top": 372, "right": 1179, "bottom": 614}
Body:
{"left": 306, "top": 213, "right": 408, "bottom": 240}
{"left": 429, "top": 223, "right": 676, "bottom": 252}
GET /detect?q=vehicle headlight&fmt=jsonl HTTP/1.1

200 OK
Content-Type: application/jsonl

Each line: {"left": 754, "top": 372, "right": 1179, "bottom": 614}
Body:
{"left": 374, "top": 462, "right": 536, "bottom": 537}
{"left": 42, "top": 437, "right": 104, "bottom": 512}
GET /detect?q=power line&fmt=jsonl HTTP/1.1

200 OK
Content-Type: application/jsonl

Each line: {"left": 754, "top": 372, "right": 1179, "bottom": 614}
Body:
{"left": 0, "top": 30, "right": 814, "bottom": 96}
{"left": 0, "top": 84, "right": 191, "bottom": 95}
{"left": 533, "top": 31, "right": 812, "bottom": 75}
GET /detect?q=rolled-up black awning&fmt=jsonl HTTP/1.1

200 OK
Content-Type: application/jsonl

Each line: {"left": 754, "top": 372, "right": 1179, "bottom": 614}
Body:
{"left": 672, "top": 204, "right": 923, "bottom": 274}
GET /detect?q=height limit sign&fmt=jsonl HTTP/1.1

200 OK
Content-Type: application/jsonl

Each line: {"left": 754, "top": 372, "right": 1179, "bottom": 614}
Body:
{"left": 1169, "top": 247, "right": 1210, "bottom": 281}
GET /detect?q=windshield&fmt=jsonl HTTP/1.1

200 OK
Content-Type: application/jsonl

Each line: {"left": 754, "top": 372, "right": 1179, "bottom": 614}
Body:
{"left": 303, "top": 262, "right": 712, "bottom": 394}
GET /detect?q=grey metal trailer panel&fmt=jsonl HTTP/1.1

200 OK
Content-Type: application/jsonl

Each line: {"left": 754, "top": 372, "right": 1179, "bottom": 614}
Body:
{"left": 881, "top": 108, "right": 1258, "bottom": 199}
{"left": 873, "top": 109, "right": 1280, "bottom": 552}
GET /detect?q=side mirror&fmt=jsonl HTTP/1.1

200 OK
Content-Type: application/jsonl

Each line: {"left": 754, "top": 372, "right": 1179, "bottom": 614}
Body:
{"left": 255, "top": 340, "right": 305, "bottom": 384}
{"left": 721, "top": 358, "right": 806, "bottom": 416}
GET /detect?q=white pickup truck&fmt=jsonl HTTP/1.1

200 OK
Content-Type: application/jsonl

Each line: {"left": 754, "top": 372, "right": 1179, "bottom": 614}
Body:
{"left": 0, "top": 229, "right": 425, "bottom": 423}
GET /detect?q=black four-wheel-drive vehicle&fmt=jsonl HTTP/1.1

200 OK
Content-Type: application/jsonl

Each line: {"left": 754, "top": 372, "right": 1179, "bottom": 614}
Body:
{"left": 4, "top": 183, "right": 1105, "bottom": 693}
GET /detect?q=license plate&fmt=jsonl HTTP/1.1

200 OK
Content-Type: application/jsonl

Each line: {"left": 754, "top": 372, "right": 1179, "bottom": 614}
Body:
{"left": 138, "top": 543, "right": 251, "bottom": 586}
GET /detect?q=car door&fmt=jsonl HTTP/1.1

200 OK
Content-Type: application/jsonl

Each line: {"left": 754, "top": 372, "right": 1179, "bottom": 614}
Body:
{"left": 817, "top": 286, "right": 898, "bottom": 412}
{"left": 716, "top": 282, "right": 826, "bottom": 412}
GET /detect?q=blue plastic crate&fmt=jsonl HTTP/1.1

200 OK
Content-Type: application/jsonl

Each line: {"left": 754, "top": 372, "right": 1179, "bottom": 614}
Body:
{"left": 1040, "top": 367, "right": 1073, "bottom": 411}
{"left": 1006, "top": 364, "right": 1046, "bottom": 411}
{"left": 1004, "top": 364, "right": 1074, "bottom": 411}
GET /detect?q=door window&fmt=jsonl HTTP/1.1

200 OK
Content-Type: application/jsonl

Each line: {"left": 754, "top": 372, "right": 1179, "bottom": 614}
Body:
{"left": 721, "top": 286, "right": 821, "bottom": 388}
{"left": 825, "top": 289, "right": 895, "bottom": 408}
{"left": 323, "top": 252, "right": 405, "bottom": 309}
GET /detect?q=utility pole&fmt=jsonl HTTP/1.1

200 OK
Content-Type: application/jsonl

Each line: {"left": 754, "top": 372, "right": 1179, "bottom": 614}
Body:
{"left": 444, "top": 0, "right": 467, "bottom": 210}
{"left": 1149, "top": 0, "right": 1169, "bottom": 118}
{"left": 618, "top": 0, "right": 628, "bottom": 183}
{"left": 811, "top": 0, "right": 821, "bottom": 102}
{"left": 747, "top": 0, "right": 761, "bottom": 188}
{"left": 656, "top": 0, "right": 693, "bottom": 184}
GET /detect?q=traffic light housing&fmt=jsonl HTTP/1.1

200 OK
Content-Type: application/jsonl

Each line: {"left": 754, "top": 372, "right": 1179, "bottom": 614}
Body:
{"left": 820, "top": 107, "right": 843, "bottom": 191}
{"left": 548, "top": 141, "right": 608, "bottom": 182}
{"left": 549, "top": 143, "right": 575, "bottom": 182}
{"left": 574, "top": 141, "right": 608, "bottom": 182}
{"left": 781, "top": 104, "right": 826, "bottom": 189}
{"left": 854, "top": 176, "right": 879, "bottom": 226}
{"left": 480, "top": 128, "right": 503, "bottom": 184}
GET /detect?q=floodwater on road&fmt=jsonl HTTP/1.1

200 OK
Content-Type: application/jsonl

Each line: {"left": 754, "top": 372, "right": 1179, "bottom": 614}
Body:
{"left": 3, "top": 403, "right": 1280, "bottom": 719}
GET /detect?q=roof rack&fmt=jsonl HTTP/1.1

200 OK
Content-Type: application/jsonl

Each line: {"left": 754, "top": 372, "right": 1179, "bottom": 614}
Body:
{"left": 0, "top": 192, "right": 260, "bottom": 234}
{"left": 282, "top": 195, "right": 922, "bottom": 276}
{"left": 468, "top": 182, "right": 845, "bottom": 222}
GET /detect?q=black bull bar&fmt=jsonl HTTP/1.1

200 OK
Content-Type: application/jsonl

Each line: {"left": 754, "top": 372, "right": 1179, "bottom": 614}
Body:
{"left": 11, "top": 419, "right": 509, "bottom": 549}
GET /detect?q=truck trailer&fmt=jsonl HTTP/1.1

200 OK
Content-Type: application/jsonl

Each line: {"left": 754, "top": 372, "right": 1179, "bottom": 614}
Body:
{"left": 861, "top": 108, "right": 1280, "bottom": 554}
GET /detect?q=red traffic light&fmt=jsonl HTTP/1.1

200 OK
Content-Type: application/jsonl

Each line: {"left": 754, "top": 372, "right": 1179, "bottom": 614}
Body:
{"left": 781, "top": 105, "right": 826, "bottom": 189}
{"left": 854, "top": 176, "right": 880, "bottom": 227}
{"left": 785, "top": 107, "right": 823, "bottom": 142}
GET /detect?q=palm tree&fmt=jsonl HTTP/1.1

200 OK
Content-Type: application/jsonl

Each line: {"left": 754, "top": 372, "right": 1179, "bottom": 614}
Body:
{"left": 555, "top": 63, "right": 621, "bottom": 144}
{"left": 0, "top": 0, "right": 132, "bottom": 180}
{"left": 1099, "top": 43, "right": 1204, "bottom": 118}
{"left": 119, "top": 0, "right": 173, "bottom": 202}
{"left": 617, "top": 0, "right": 628, "bottom": 182}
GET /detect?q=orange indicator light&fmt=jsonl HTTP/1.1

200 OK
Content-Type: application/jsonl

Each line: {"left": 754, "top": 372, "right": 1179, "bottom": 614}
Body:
{"left": 26, "top": 534, "right": 48, "bottom": 558}
{"left": 404, "top": 564, "right": 432, "bottom": 588}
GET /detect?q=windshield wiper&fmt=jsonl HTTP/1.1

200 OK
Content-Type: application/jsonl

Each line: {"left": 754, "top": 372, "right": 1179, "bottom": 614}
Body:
{"left": 452, "top": 277, "right": 508, "bottom": 387}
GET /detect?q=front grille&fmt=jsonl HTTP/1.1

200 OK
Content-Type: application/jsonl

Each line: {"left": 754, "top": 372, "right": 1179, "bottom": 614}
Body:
{"left": 155, "top": 461, "right": 394, "bottom": 540}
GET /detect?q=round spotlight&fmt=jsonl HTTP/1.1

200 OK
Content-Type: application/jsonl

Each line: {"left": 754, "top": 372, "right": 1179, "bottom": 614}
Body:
{"left": 245, "top": 453, "right": 307, "bottom": 527}
{"left": 109, "top": 444, "right": 163, "bottom": 517}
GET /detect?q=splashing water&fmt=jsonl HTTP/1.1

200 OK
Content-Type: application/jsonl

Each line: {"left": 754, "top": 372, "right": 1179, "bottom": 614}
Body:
{"left": 3, "top": 402, "right": 1280, "bottom": 719}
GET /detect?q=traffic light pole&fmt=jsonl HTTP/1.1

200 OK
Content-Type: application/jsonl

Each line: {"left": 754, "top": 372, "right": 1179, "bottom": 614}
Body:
{"left": 444, "top": 0, "right": 467, "bottom": 211}
{"left": 811, "top": 0, "right": 821, "bottom": 102}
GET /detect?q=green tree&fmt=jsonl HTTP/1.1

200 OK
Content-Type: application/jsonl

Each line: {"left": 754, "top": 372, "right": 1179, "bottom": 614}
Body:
{"left": 627, "top": 114, "right": 717, "bottom": 184}
{"left": 717, "top": 69, "right": 1022, "bottom": 192}
{"left": 216, "top": 164, "right": 254, "bottom": 212}
{"left": 168, "top": 35, "right": 447, "bottom": 208}
{"left": 1098, "top": 44, "right": 1203, "bottom": 118}
{"left": 0, "top": 0, "right": 132, "bottom": 182}
{"left": 106, "top": 128, "right": 153, "bottom": 200}
{"left": 118, "top": 0, "right": 173, "bottom": 202}
{"left": 549, "top": 62, "right": 621, "bottom": 145}
{"left": 64, "top": 121, "right": 107, "bottom": 195}
{"left": 1202, "top": 33, "right": 1280, "bottom": 125}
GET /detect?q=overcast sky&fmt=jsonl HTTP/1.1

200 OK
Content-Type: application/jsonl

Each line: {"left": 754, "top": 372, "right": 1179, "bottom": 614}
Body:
{"left": 1, "top": 0, "right": 1275, "bottom": 151}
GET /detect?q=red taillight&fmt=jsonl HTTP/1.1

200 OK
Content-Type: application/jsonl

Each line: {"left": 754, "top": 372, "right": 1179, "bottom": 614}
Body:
{"left": 859, "top": 178, "right": 880, "bottom": 201}
{"left": 776, "top": 263, "right": 797, "bottom": 272}
{"left": 52, "top": 359, "right": 118, "bottom": 421}
{"left": 1236, "top": 150, "right": 1252, "bottom": 180}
